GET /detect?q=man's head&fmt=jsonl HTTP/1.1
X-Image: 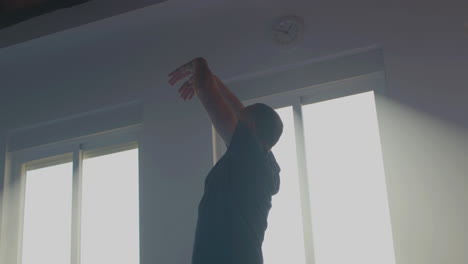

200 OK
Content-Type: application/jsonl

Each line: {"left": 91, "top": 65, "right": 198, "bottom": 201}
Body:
{"left": 239, "top": 103, "right": 283, "bottom": 152}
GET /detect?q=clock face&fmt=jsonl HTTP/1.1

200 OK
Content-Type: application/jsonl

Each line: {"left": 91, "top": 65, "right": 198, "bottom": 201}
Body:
{"left": 273, "top": 15, "right": 304, "bottom": 48}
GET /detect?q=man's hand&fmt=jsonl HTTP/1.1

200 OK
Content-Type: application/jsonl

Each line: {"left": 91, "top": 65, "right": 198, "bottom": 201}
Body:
{"left": 168, "top": 57, "right": 238, "bottom": 145}
{"left": 168, "top": 57, "right": 207, "bottom": 101}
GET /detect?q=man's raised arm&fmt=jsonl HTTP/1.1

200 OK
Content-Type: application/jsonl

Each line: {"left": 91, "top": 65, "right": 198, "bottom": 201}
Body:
{"left": 168, "top": 58, "right": 238, "bottom": 145}
{"left": 213, "top": 75, "right": 245, "bottom": 117}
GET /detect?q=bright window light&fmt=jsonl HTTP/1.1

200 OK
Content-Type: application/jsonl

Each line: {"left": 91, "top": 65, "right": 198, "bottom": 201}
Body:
{"left": 303, "top": 91, "right": 396, "bottom": 264}
{"left": 263, "top": 106, "right": 307, "bottom": 264}
{"left": 22, "top": 162, "right": 73, "bottom": 264}
{"left": 81, "top": 148, "right": 139, "bottom": 264}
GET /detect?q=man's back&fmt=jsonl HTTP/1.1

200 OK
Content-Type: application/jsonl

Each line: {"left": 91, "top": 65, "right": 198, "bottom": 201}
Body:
{"left": 192, "top": 120, "right": 281, "bottom": 264}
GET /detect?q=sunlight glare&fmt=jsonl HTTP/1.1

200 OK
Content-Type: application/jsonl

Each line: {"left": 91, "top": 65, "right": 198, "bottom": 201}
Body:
{"left": 81, "top": 148, "right": 139, "bottom": 264}
{"left": 263, "top": 106, "right": 307, "bottom": 264}
{"left": 303, "top": 91, "right": 396, "bottom": 264}
{"left": 22, "top": 163, "right": 73, "bottom": 264}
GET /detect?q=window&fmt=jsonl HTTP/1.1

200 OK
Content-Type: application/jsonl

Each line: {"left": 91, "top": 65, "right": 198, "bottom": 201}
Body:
{"left": 22, "top": 162, "right": 73, "bottom": 264}
{"left": 1, "top": 128, "right": 139, "bottom": 264}
{"left": 81, "top": 148, "right": 139, "bottom": 264}
{"left": 214, "top": 74, "right": 396, "bottom": 264}
{"left": 302, "top": 91, "right": 395, "bottom": 264}
{"left": 262, "top": 106, "right": 307, "bottom": 264}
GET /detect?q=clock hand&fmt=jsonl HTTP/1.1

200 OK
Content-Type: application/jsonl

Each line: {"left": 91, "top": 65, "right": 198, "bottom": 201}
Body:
{"left": 275, "top": 28, "right": 289, "bottom": 34}
{"left": 275, "top": 24, "right": 293, "bottom": 34}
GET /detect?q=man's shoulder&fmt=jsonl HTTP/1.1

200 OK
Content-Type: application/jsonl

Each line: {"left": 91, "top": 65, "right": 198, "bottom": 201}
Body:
{"left": 227, "top": 120, "right": 260, "bottom": 147}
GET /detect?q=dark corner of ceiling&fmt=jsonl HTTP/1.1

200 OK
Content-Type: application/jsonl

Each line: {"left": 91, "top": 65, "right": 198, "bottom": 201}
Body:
{"left": 0, "top": 0, "right": 91, "bottom": 30}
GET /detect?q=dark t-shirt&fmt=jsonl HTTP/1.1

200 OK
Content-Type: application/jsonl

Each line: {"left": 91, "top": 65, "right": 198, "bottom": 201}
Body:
{"left": 191, "top": 120, "right": 281, "bottom": 264}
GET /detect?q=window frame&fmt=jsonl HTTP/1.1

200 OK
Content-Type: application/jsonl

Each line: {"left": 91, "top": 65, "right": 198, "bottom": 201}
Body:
{"left": 1, "top": 125, "right": 141, "bottom": 264}
{"left": 213, "top": 71, "right": 387, "bottom": 264}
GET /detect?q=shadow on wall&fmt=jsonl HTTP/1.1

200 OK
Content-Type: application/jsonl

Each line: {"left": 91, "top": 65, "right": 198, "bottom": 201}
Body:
{"left": 375, "top": 94, "right": 468, "bottom": 264}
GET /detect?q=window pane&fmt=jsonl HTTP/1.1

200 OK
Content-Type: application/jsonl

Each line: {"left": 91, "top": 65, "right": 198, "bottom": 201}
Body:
{"left": 81, "top": 148, "right": 139, "bottom": 264}
{"left": 303, "top": 91, "right": 396, "bottom": 264}
{"left": 22, "top": 162, "right": 73, "bottom": 264}
{"left": 263, "top": 106, "right": 307, "bottom": 264}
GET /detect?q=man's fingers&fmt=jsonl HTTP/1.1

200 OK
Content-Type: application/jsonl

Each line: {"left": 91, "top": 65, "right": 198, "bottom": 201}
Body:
{"left": 181, "top": 90, "right": 189, "bottom": 100}
{"left": 178, "top": 85, "right": 187, "bottom": 93}
{"left": 188, "top": 89, "right": 195, "bottom": 99}
{"left": 172, "top": 67, "right": 191, "bottom": 79}
{"left": 180, "top": 86, "right": 193, "bottom": 99}
{"left": 178, "top": 85, "right": 187, "bottom": 96}
{"left": 168, "top": 61, "right": 190, "bottom": 76}
{"left": 178, "top": 78, "right": 195, "bottom": 100}
{"left": 185, "top": 88, "right": 195, "bottom": 100}
{"left": 168, "top": 61, "right": 194, "bottom": 77}
{"left": 169, "top": 58, "right": 204, "bottom": 101}
{"left": 169, "top": 69, "right": 193, "bottom": 86}
{"left": 178, "top": 78, "right": 193, "bottom": 92}
{"left": 169, "top": 71, "right": 191, "bottom": 86}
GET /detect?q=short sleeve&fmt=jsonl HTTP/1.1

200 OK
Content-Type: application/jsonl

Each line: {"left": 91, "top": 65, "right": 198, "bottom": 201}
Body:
{"left": 227, "top": 120, "right": 265, "bottom": 158}
{"left": 225, "top": 120, "right": 275, "bottom": 196}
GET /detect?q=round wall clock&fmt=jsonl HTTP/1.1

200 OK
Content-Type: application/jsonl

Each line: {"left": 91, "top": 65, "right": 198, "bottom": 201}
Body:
{"left": 272, "top": 15, "right": 305, "bottom": 48}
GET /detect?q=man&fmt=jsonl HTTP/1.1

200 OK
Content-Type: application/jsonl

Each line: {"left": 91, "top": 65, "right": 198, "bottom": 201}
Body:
{"left": 168, "top": 57, "right": 283, "bottom": 264}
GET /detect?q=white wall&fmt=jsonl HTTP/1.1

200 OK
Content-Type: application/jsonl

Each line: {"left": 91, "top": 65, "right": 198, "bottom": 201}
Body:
{"left": 1, "top": 0, "right": 467, "bottom": 263}
{"left": 375, "top": 96, "right": 468, "bottom": 264}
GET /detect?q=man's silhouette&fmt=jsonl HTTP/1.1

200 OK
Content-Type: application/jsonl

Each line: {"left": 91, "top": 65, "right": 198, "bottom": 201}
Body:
{"left": 169, "top": 57, "right": 283, "bottom": 264}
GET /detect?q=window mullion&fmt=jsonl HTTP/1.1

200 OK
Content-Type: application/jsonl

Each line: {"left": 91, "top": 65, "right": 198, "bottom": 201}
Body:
{"left": 71, "top": 145, "right": 83, "bottom": 264}
{"left": 4, "top": 161, "right": 27, "bottom": 264}
{"left": 293, "top": 98, "right": 316, "bottom": 264}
